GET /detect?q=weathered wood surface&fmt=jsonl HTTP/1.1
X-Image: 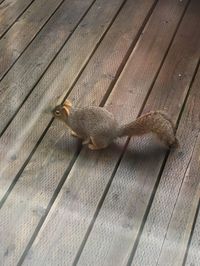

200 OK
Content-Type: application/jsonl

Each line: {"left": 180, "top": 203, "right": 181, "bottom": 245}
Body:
{"left": 0, "top": 0, "right": 157, "bottom": 204}
{"left": 0, "top": 0, "right": 132, "bottom": 264}
{"left": 0, "top": 0, "right": 95, "bottom": 134}
{"left": 0, "top": 0, "right": 199, "bottom": 265}
{"left": 0, "top": 0, "right": 126, "bottom": 202}
{"left": 17, "top": 0, "right": 193, "bottom": 265}
{"left": 157, "top": 135, "right": 200, "bottom": 266}
{"left": 0, "top": 0, "right": 65, "bottom": 80}
{"left": 0, "top": 0, "right": 34, "bottom": 37}
{"left": 77, "top": 1, "right": 200, "bottom": 265}
{"left": 130, "top": 1, "right": 200, "bottom": 265}
{"left": 185, "top": 204, "right": 200, "bottom": 266}
{"left": 131, "top": 67, "right": 200, "bottom": 266}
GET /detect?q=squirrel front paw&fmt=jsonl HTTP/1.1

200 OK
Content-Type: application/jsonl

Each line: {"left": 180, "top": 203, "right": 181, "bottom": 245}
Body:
{"left": 88, "top": 137, "right": 109, "bottom": 150}
{"left": 88, "top": 144, "right": 100, "bottom": 150}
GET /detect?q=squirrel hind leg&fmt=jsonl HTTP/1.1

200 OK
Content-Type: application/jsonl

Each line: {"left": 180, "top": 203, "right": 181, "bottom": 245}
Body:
{"left": 88, "top": 136, "right": 110, "bottom": 150}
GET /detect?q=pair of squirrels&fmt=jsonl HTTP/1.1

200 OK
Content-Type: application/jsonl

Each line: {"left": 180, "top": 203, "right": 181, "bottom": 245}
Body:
{"left": 52, "top": 99, "right": 178, "bottom": 150}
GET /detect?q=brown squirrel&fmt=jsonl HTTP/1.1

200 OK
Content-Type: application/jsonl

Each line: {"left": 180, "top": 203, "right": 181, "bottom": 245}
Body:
{"left": 52, "top": 99, "right": 178, "bottom": 150}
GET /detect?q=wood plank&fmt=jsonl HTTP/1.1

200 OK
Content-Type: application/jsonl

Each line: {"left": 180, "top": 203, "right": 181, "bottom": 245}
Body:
{"left": 0, "top": 0, "right": 126, "bottom": 202}
{"left": 0, "top": 0, "right": 155, "bottom": 204}
{"left": 185, "top": 204, "right": 200, "bottom": 266}
{"left": 0, "top": 0, "right": 34, "bottom": 38}
{"left": 76, "top": 2, "right": 200, "bottom": 265}
{"left": 0, "top": 0, "right": 129, "bottom": 264}
{"left": 0, "top": 0, "right": 65, "bottom": 80}
{"left": 156, "top": 135, "right": 200, "bottom": 266}
{"left": 15, "top": 0, "right": 192, "bottom": 265}
{"left": 131, "top": 72, "right": 200, "bottom": 266}
{"left": 0, "top": 0, "right": 95, "bottom": 134}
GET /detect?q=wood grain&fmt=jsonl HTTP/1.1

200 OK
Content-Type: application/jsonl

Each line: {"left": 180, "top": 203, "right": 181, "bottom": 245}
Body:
{"left": 0, "top": 0, "right": 128, "bottom": 264}
{"left": 157, "top": 134, "right": 200, "bottom": 266}
{"left": 185, "top": 204, "right": 200, "bottom": 266}
{"left": 0, "top": 0, "right": 65, "bottom": 80}
{"left": 132, "top": 67, "right": 200, "bottom": 266}
{"left": 0, "top": 0, "right": 94, "bottom": 134}
{"left": 0, "top": 0, "right": 127, "bottom": 202}
{"left": 16, "top": 0, "right": 192, "bottom": 265}
{"left": 0, "top": 0, "right": 156, "bottom": 204}
{"left": 77, "top": 1, "right": 200, "bottom": 265}
{"left": 0, "top": 0, "right": 34, "bottom": 38}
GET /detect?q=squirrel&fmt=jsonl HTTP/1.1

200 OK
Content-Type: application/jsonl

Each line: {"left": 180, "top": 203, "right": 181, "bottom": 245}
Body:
{"left": 52, "top": 99, "right": 178, "bottom": 150}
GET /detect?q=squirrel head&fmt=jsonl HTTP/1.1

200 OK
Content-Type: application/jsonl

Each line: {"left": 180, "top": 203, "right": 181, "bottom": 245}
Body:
{"left": 52, "top": 99, "right": 72, "bottom": 121}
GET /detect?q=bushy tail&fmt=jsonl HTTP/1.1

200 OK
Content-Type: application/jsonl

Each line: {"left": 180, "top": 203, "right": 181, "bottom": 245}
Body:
{"left": 118, "top": 111, "right": 178, "bottom": 147}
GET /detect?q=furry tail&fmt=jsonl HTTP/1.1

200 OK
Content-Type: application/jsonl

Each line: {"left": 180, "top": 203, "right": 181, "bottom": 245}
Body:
{"left": 118, "top": 111, "right": 178, "bottom": 148}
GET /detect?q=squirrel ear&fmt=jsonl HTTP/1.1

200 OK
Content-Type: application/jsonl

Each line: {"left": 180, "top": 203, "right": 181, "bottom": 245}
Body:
{"left": 63, "top": 99, "right": 72, "bottom": 108}
{"left": 62, "top": 106, "right": 70, "bottom": 116}
{"left": 62, "top": 99, "right": 72, "bottom": 116}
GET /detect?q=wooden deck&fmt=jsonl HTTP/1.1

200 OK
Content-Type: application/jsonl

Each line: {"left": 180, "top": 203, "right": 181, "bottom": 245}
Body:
{"left": 0, "top": 0, "right": 200, "bottom": 265}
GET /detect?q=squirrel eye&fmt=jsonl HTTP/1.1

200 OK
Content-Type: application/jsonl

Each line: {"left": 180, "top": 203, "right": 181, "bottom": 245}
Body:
{"left": 55, "top": 110, "right": 60, "bottom": 115}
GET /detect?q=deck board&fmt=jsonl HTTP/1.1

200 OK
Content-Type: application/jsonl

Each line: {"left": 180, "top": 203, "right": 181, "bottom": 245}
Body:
{"left": 0, "top": 0, "right": 157, "bottom": 205}
{"left": 185, "top": 203, "right": 200, "bottom": 266}
{"left": 0, "top": 0, "right": 199, "bottom": 265}
{"left": 0, "top": 0, "right": 126, "bottom": 202}
{"left": 0, "top": 0, "right": 34, "bottom": 38}
{"left": 157, "top": 133, "right": 200, "bottom": 266}
{"left": 76, "top": 1, "right": 200, "bottom": 265}
{"left": 18, "top": 0, "right": 193, "bottom": 265}
{"left": 0, "top": 0, "right": 65, "bottom": 80}
{"left": 132, "top": 65, "right": 200, "bottom": 266}
{"left": 0, "top": 0, "right": 96, "bottom": 135}
{"left": 0, "top": 0, "right": 131, "bottom": 264}
{"left": 0, "top": 0, "right": 97, "bottom": 201}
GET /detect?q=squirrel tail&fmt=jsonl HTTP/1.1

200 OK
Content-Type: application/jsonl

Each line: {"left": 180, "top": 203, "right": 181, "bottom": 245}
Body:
{"left": 118, "top": 111, "right": 179, "bottom": 148}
